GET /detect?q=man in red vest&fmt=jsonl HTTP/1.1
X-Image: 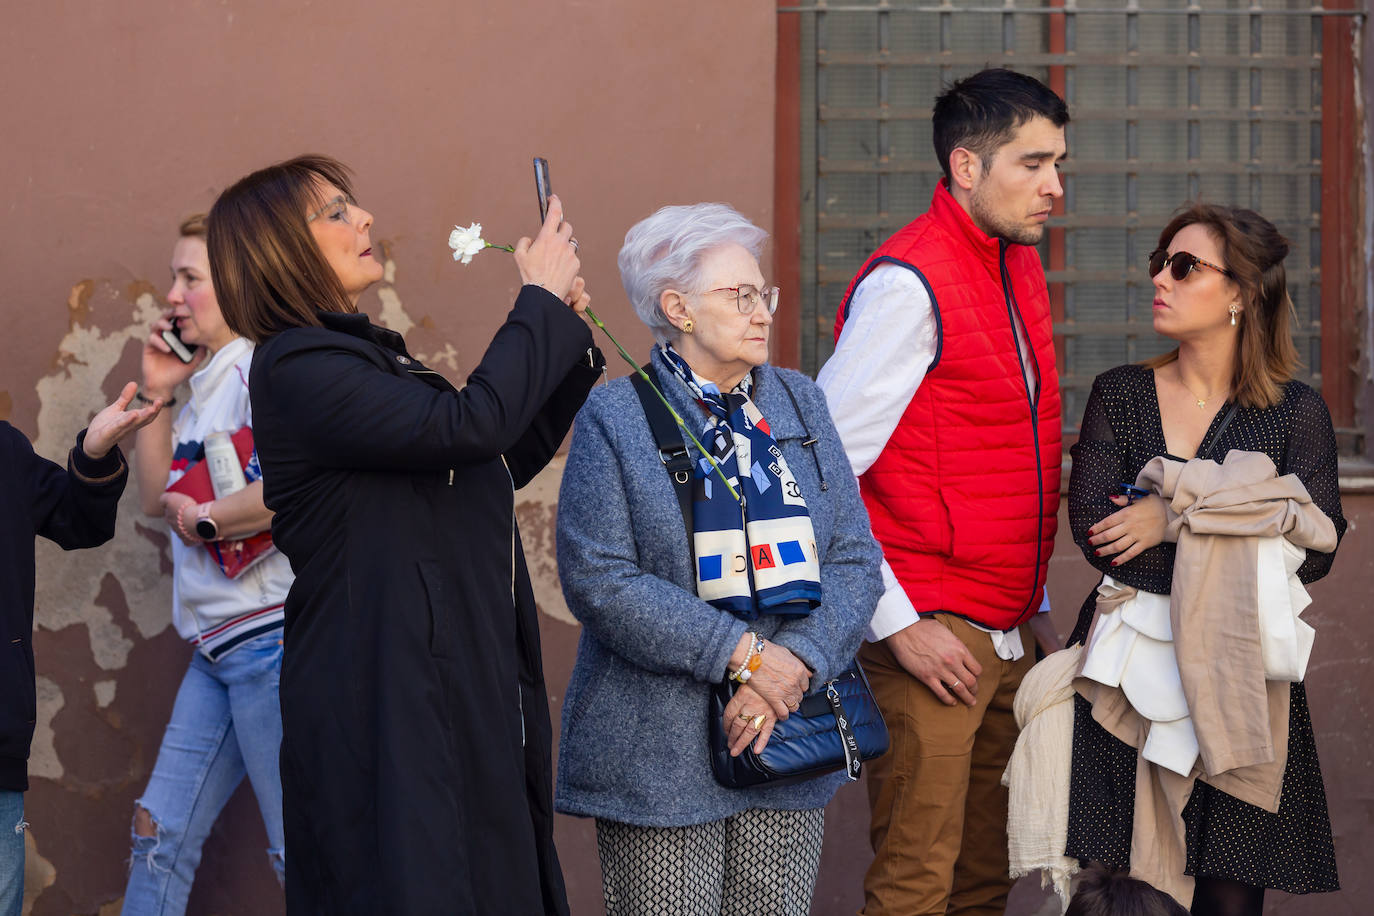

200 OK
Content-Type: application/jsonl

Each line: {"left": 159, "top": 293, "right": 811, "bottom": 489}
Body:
{"left": 818, "top": 68, "right": 1068, "bottom": 915}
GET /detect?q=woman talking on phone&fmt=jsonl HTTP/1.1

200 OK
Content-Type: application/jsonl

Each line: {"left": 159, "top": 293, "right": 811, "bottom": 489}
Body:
{"left": 125, "top": 214, "right": 292, "bottom": 914}
{"left": 207, "top": 155, "right": 600, "bottom": 915}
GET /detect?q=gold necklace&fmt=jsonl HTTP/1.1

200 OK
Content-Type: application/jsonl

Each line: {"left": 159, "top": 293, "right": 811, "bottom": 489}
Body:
{"left": 1177, "top": 375, "right": 1228, "bottom": 410}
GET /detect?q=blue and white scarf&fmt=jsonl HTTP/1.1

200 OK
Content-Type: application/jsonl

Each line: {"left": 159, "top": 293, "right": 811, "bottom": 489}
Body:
{"left": 656, "top": 344, "right": 822, "bottom": 621}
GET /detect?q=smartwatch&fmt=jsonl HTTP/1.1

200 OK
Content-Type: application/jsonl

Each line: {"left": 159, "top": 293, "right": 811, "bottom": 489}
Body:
{"left": 194, "top": 502, "right": 219, "bottom": 541}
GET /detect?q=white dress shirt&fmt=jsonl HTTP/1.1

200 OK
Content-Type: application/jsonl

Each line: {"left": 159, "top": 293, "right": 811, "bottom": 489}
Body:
{"left": 817, "top": 263, "right": 1048, "bottom": 660}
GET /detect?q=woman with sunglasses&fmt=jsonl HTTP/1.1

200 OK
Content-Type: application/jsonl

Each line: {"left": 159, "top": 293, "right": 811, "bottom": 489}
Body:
{"left": 554, "top": 203, "right": 882, "bottom": 915}
{"left": 1062, "top": 204, "right": 1345, "bottom": 915}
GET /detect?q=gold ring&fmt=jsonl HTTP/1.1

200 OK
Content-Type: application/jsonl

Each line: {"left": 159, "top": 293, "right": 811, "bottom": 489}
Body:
{"left": 737, "top": 712, "right": 755, "bottom": 721}
{"left": 750, "top": 713, "right": 766, "bottom": 731}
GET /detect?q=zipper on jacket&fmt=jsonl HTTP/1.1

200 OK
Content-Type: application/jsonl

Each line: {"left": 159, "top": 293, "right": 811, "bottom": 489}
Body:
{"left": 999, "top": 240, "right": 1046, "bottom": 620}
{"left": 500, "top": 456, "right": 526, "bottom": 748}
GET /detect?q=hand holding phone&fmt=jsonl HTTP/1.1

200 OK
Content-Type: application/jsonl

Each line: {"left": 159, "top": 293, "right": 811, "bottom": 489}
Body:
{"left": 141, "top": 311, "right": 203, "bottom": 399}
{"left": 512, "top": 158, "right": 581, "bottom": 302}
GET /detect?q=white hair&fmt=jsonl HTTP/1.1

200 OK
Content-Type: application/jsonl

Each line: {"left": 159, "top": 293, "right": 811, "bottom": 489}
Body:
{"left": 618, "top": 203, "right": 768, "bottom": 343}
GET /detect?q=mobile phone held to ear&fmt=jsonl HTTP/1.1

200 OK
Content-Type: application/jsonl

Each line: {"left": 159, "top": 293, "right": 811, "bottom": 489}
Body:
{"left": 533, "top": 157, "right": 551, "bottom": 223}
{"left": 161, "top": 326, "right": 196, "bottom": 364}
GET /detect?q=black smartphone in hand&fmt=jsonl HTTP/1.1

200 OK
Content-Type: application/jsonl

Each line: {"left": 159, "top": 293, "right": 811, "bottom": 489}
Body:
{"left": 161, "top": 326, "right": 196, "bottom": 364}
{"left": 534, "top": 157, "right": 551, "bottom": 223}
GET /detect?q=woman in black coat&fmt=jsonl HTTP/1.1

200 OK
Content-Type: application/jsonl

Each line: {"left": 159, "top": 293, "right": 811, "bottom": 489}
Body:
{"left": 206, "top": 155, "right": 602, "bottom": 915}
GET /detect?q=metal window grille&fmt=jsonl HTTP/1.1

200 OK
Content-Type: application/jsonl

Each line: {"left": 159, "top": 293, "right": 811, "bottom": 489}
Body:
{"left": 793, "top": 0, "right": 1360, "bottom": 436}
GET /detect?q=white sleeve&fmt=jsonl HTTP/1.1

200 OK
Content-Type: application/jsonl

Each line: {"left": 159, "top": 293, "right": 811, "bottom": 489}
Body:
{"left": 867, "top": 560, "right": 920, "bottom": 642}
{"left": 816, "top": 264, "right": 938, "bottom": 477}
{"left": 816, "top": 263, "right": 939, "bottom": 642}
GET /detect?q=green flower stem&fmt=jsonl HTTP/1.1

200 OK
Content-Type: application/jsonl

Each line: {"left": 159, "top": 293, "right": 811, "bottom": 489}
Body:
{"left": 584, "top": 307, "right": 741, "bottom": 504}
{"left": 485, "top": 242, "right": 515, "bottom": 252}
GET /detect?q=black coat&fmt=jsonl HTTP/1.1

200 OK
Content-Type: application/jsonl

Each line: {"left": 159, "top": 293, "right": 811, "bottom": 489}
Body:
{"left": 249, "top": 287, "right": 601, "bottom": 915}
{"left": 0, "top": 424, "right": 126, "bottom": 791}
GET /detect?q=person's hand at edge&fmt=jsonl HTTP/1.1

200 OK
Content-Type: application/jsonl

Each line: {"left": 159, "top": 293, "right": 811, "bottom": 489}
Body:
{"left": 84, "top": 382, "right": 165, "bottom": 459}
{"left": 885, "top": 617, "right": 981, "bottom": 707}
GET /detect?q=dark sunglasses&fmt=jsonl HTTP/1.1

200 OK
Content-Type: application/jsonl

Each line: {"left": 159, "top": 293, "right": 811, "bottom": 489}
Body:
{"left": 1149, "top": 248, "right": 1234, "bottom": 281}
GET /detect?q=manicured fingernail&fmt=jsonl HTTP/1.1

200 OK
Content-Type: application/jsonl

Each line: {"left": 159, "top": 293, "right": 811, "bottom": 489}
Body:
{"left": 1110, "top": 560, "right": 1119, "bottom": 566}
{"left": 1094, "top": 549, "right": 1102, "bottom": 556}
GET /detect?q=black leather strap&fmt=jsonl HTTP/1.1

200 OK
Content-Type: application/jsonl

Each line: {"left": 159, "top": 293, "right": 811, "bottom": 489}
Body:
{"left": 1198, "top": 402, "right": 1239, "bottom": 461}
{"left": 774, "top": 373, "right": 827, "bottom": 492}
{"left": 630, "top": 365, "right": 695, "bottom": 545}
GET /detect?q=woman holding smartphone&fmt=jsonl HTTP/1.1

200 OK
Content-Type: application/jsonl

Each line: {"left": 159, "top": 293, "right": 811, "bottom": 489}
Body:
{"left": 206, "top": 154, "right": 599, "bottom": 915}
{"left": 125, "top": 214, "right": 293, "bottom": 914}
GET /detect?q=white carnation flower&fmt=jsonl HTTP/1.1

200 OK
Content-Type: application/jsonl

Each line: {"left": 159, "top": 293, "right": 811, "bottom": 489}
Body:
{"left": 448, "top": 222, "right": 487, "bottom": 265}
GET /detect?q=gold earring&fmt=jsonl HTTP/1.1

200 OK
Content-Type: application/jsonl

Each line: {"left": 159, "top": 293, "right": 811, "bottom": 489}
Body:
{"left": 1229, "top": 305, "right": 1238, "bottom": 326}
{"left": 682, "top": 319, "right": 694, "bottom": 334}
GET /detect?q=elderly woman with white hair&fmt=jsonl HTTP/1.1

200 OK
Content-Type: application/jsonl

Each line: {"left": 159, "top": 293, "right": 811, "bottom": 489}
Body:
{"left": 555, "top": 203, "right": 883, "bottom": 914}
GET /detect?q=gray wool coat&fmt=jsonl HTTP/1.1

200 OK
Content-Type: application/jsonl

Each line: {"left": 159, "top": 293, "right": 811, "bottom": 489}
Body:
{"left": 555, "top": 358, "right": 884, "bottom": 827}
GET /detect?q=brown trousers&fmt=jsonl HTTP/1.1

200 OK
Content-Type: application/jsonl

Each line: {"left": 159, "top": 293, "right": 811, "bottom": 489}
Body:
{"left": 859, "top": 614, "right": 1033, "bottom": 916}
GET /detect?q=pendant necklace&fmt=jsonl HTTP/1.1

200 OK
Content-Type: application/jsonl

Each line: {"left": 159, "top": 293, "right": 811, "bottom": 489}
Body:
{"left": 1178, "top": 376, "right": 1227, "bottom": 410}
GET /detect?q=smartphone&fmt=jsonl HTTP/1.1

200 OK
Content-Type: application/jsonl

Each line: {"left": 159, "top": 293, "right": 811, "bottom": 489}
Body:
{"left": 533, "top": 157, "right": 551, "bottom": 223}
{"left": 161, "top": 326, "right": 196, "bottom": 364}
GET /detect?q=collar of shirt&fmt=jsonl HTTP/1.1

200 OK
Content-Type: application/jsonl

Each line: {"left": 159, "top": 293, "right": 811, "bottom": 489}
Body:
{"left": 187, "top": 337, "right": 252, "bottom": 411}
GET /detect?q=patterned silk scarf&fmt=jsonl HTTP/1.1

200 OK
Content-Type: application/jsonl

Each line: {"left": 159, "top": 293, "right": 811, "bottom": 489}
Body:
{"left": 656, "top": 344, "right": 822, "bottom": 620}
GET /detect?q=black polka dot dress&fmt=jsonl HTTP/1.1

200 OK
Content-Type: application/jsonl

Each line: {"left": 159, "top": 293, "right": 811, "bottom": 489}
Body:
{"left": 1062, "top": 364, "right": 1345, "bottom": 894}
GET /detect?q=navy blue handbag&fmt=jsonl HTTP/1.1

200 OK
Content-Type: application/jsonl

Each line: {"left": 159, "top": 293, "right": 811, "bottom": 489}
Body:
{"left": 630, "top": 369, "right": 890, "bottom": 790}
{"left": 707, "top": 660, "right": 889, "bottom": 788}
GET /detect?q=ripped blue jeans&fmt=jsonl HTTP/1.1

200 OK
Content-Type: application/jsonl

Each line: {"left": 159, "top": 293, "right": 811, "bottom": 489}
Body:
{"left": 123, "top": 631, "right": 285, "bottom": 915}
{"left": 0, "top": 791, "right": 24, "bottom": 916}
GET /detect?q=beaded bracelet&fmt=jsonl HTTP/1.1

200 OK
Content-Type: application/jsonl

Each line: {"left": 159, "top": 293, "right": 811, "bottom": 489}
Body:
{"left": 135, "top": 390, "right": 177, "bottom": 408}
{"left": 173, "top": 501, "right": 199, "bottom": 543}
{"left": 729, "top": 633, "right": 767, "bottom": 683}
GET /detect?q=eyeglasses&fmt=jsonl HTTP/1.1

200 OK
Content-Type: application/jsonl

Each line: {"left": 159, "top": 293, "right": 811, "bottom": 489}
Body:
{"left": 307, "top": 194, "right": 355, "bottom": 223}
{"left": 1148, "top": 248, "right": 1234, "bottom": 281}
{"left": 706, "top": 284, "right": 780, "bottom": 315}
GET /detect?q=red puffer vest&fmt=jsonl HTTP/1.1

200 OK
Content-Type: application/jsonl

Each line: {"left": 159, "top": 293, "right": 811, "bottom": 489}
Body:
{"left": 834, "top": 182, "right": 1062, "bottom": 629}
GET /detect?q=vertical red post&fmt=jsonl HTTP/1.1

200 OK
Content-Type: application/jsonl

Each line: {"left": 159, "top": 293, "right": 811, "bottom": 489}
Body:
{"left": 1047, "top": 0, "right": 1068, "bottom": 374}
{"left": 1320, "top": 0, "right": 1360, "bottom": 429}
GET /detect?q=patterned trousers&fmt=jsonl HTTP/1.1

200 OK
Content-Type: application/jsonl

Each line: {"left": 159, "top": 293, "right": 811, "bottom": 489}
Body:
{"left": 595, "top": 807, "right": 825, "bottom": 916}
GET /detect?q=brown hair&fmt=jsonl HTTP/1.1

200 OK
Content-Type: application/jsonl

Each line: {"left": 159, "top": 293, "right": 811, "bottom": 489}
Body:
{"left": 1066, "top": 865, "right": 1188, "bottom": 916}
{"left": 207, "top": 154, "right": 358, "bottom": 343}
{"left": 1143, "top": 202, "right": 1299, "bottom": 409}
{"left": 179, "top": 213, "right": 208, "bottom": 239}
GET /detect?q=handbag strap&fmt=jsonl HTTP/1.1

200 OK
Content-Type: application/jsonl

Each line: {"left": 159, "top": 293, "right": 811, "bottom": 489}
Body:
{"left": 1197, "top": 401, "right": 1239, "bottom": 461}
{"left": 773, "top": 372, "right": 828, "bottom": 492}
{"left": 630, "top": 366, "right": 695, "bottom": 544}
{"left": 631, "top": 366, "right": 828, "bottom": 531}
